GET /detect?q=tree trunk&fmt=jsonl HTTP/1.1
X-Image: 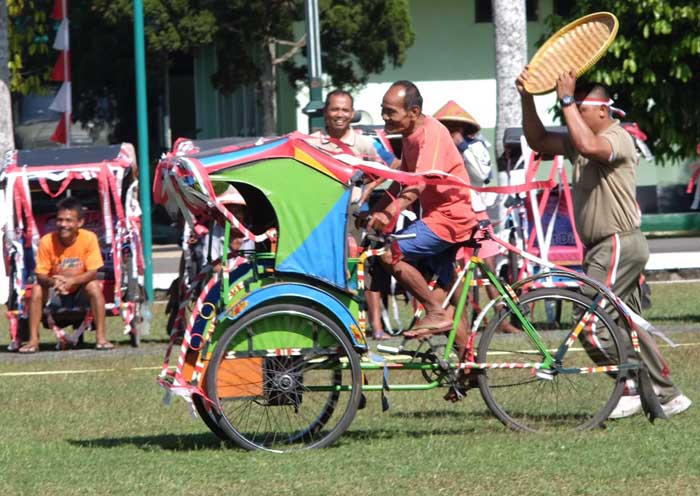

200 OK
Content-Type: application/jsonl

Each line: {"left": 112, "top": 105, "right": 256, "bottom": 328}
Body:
{"left": 0, "top": 1, "right": 14, "bottom": 154}
{"left": 492, "top": 0, "right": 526, "bottom": 159}
{"left": 258, "top": 41, "right": 278, "bottom": 136}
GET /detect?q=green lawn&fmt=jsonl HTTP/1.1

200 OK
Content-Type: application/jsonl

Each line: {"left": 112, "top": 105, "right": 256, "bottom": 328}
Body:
{"left": 1, "top": 284, "right": 699, "bottom": 495}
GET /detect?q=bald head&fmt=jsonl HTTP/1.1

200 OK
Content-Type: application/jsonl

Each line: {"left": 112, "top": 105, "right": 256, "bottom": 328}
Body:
{"left": 382, "top": 81, "right": 423, "bottom": 136}
{"left": 389, "top": 80, "right": 423, "bottom": 111}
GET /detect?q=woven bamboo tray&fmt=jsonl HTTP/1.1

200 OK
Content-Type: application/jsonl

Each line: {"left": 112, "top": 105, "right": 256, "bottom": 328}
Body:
{"left": 524, "top": 12, "right": 619, "bottom": 95}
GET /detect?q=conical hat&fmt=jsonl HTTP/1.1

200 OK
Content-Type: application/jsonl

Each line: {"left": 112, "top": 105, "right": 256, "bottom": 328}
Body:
{"left": 433, "top": 100, "right": 481, "bottom": 133}
{"left": 217, "top": 185, "right": 246, "bottom": 206}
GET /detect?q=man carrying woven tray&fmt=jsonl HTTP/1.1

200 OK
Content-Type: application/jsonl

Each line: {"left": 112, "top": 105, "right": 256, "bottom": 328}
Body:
{"left": 516, "top": 67, "right": 691, "bottom": 419}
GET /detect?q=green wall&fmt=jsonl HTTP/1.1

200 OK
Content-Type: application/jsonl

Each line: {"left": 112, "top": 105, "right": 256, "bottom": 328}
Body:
{"left": 367, "top": 0, "right": 551, "bottom": 83}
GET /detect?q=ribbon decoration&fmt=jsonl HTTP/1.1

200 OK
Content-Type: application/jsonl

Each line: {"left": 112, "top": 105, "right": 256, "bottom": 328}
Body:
{"left": 574, "top": 97, "right": 626, "bottom": 118}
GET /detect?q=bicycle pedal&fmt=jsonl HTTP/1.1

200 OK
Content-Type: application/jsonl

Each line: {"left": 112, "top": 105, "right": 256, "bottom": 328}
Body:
{"left": 376, "top": 344, "right": 402, "bottom": 355}
{"left": 535, "top": 369, "right": 555, "bottom": 380}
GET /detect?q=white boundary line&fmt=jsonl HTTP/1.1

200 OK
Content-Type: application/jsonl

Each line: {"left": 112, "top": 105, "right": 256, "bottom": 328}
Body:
{"left": 0, "top": 365, "right": 169, "bottom": 378}
{"left": 3, "top": 343, "right": 700, "bottom": 378}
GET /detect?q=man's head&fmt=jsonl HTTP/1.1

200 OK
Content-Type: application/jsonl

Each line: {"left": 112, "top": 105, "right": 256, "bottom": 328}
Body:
{"left": 573, "top": 82, "right": 615, "bottom": 133}
{"left": 324, "top": 90, "right": 354, "bottom": 138}
{"left": 381, "top": 80, "right": 423, "bottom": 136}
{"left": 55, "top": 197, "right": 85, "bottom": 246}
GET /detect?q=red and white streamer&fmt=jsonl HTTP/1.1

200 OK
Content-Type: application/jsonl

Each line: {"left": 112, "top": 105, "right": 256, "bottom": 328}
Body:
{"left": 49, "top": 0, "right": 71, "bottom": 146}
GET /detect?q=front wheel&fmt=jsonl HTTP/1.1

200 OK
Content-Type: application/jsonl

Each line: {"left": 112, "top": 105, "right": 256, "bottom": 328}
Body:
{"left": 477, "top": 288, "right": 629, "bottom": 432}
{"left": 205, "top": 303, "right": 362, "bottom": 452}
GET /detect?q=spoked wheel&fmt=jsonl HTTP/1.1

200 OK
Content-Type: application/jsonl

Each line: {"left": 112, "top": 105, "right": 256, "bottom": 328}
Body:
{"left": 477, "top": 288, "right": 629, "bottom": 432}
{"left": 193, "top": 394, "right": 231, "bottom": 442}
{"left": 205, "top": 303, "right": 362, "bottom": 452}
{"left": 122, "top": 250, "right": 144, "bottom": 347}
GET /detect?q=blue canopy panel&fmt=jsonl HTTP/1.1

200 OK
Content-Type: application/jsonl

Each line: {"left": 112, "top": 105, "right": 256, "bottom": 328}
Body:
{"left": 276, "top": 189, "right": 350, "bottom": 290}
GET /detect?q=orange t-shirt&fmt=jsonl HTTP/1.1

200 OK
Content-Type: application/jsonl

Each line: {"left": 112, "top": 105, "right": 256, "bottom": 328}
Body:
{"left": 35, "top": 229, "right": 104, "bottom": 282}
{"left": 400, "top": 115, "right": 476, "bottom": 242}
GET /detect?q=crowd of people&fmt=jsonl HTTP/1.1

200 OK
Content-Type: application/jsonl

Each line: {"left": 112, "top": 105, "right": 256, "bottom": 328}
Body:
{"left": 12, "top": 68, "right": 691, "bottom": 417}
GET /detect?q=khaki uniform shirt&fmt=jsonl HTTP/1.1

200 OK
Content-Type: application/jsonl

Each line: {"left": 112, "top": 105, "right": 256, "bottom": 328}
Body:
{"left": 564, "top": 120, "right": 640, "bottom": 246}
{"left": 307, "top": 129, "right": 379, "bottom": 159}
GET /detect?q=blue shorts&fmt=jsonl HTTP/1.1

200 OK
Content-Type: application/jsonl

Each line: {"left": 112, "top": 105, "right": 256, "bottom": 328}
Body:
{"left": 395, "top": 220, "right": 457, "bottom": 288}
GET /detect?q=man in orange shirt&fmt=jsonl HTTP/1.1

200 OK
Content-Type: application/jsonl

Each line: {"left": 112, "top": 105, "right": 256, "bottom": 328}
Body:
{"left": 363, "top": 81, "right": 477, "bottom": 353}
{"left": 19, "top": 197, "right": 111, "bottom": 353}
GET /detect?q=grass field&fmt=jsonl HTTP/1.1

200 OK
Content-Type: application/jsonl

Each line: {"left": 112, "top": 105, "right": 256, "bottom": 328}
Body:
{"left": 1, "top": 282, "right": 699, "bottom": 495}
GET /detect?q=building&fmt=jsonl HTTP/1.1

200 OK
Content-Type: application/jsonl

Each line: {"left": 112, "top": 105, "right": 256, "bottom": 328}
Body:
{"left": 178, "top": 0, "right": 699, "bottom": 234}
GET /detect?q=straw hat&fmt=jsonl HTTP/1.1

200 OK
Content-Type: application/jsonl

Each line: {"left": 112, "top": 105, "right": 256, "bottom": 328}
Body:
{"left": 433, "top": 100, "right": 481, "bottom": 134}
{"left": 524, "top": 12, "right": 619, "bottom": 95}
{"left": 217, "top": 185, "right": 247, "bottom": 206}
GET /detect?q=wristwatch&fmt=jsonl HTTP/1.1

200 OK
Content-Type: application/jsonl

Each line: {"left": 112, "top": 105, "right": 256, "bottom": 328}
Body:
{"left": 560, "top": 95, "right": 575, "bottom": 107}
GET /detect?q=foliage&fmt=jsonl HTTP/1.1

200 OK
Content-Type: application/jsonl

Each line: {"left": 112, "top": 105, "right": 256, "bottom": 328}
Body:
{"left": 7, "top": 0, "right": 413, "bottom": 146}
{"left": 6, "top": 0, "right": 53, "bottom": 95}
{"left": 544, "top": 1, "right": 700, "bottom": 162}
{"left": 206, "top": 0, "right": 414, "bottom": 93}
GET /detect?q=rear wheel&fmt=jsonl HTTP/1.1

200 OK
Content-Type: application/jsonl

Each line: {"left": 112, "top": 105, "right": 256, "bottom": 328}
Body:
{"left": 122, "top": 251, "right": 144, "bottom": 347}
{"left": 477, "top": 288, "right": 629, "bottom": 432}
{"left": 205, "top": 303, "right": 362, "bottom": 452}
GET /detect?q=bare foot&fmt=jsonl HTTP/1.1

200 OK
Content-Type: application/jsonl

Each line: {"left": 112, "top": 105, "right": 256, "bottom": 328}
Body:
{"left": 497, "top": 321, "right": 521, "bottom": 334}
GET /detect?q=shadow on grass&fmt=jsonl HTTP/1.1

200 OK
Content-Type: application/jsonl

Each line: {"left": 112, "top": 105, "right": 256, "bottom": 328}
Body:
{"left": 67, "top": 414, "right": 496, "bottom": 452}
{"left": 68, "top": 433, "right": 229, "bottom": 451}
{"left": 389, "top": 409, "right": 486, "bottom": 420}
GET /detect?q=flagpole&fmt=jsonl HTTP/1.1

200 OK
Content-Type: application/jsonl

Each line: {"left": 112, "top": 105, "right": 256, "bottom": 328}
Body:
{"left": 133, "top": 0, "right": 153, "bottom": 301}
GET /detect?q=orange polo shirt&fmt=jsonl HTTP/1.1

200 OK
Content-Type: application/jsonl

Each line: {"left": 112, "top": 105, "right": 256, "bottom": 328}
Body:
{"left": 35, "top": 229, "right": 104, "bottom": 281}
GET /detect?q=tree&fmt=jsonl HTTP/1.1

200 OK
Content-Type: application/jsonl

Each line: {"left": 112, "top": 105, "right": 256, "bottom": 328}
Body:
{"left": 209, "top": 0, "right": 415, "bottom": 135}
{"left": 1, "top": 1, "right": 14, "bottom": 154}
{"left": 544, "top": 1, "right": 700, "bottom": 161}
{"left": 492, "top": 0, "right": 527, "bottom": 159}
{"left": 9, "top": 0, "right": 414, "bottom": 144}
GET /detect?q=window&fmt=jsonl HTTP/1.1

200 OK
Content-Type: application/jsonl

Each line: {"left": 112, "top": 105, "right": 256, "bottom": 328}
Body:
{"left": 475, "top": 0, "right": 539, "bottom": 23}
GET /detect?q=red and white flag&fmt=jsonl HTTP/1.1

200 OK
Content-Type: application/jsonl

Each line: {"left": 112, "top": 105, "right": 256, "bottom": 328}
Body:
{"left": 49, "top": 0, "right": 71, "bottom": 146}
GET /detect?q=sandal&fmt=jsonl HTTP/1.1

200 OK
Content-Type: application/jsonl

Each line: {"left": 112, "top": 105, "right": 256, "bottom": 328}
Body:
{"left": 18, "top": 344, "right": 39, "bottom": 354}
{"left": 96, "top": 341, "right": 115, "bottom": 351}
{"left": 372, "top": 332, "right": 391, "bottom": 341}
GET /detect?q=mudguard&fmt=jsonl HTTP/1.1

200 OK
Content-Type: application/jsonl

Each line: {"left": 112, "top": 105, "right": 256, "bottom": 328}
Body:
{"left": 218, "top": 281, "right": 367, "bottom": 349}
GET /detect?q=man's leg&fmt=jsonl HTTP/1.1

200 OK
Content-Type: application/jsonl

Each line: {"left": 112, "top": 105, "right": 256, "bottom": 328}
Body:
{"left": 581, "top": 231, "right": 681, "bottom": 403}
{"left": 19, "top": 283, "right": 46, "bottom": 352}
{"left": 381, "top": 254, "right": 452, "bottom": 331}
{"left": 482, "top": 255, "right": 520, "bottom": 334}
{"left": 85, "top": 280, "right": 111, "bottom": 348}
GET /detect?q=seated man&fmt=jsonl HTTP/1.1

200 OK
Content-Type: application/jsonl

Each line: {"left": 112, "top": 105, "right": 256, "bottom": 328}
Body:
{"left": 19, "top": 197, "right": 111, "bottom": 353}
{"left": 362, "top": 81, "right": 478, "bottom": 357}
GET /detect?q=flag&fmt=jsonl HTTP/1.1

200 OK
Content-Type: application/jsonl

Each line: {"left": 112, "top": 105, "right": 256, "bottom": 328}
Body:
{"left": 53, "top": 18, "right": 69, "bottom": 50}
{"left": 52, "top": 0, "right": 67, "bottom": 20}
{"left": 50, "top": 113, "right": 71, "bottom": 144}
{"left": 51, "top": 51, "right": 70, "bottom": 81}
{"left": 49, "top": 82, "right": 72, "bottom": 113}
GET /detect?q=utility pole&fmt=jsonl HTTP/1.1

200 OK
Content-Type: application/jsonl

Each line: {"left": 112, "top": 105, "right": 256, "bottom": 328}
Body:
{"left": 302, "top": 0, "right": 324, "bottom": 132}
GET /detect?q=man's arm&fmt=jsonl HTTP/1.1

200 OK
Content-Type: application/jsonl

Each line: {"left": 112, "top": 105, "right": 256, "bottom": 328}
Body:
{"left": 35, "top": 273, "right": 55, "bottom": 288}
{"left": 516, "top": 67, "right": 567, "bottom": 156}
{"left": 365, "top": 181, "right": 422, "bottom": 232}
{"left": 53, "top": 270, "right": 98, "bottom": 294}
{"left": 557, "top": 71, "right": 613, "bottom": 164}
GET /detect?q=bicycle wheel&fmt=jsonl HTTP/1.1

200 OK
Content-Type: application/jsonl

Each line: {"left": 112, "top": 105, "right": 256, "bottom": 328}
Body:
{"left": 205, "top": 303, "right": 362, "bottom": 452}
{"left": 477, "top": 288, "right": 629, "bottom": 432}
